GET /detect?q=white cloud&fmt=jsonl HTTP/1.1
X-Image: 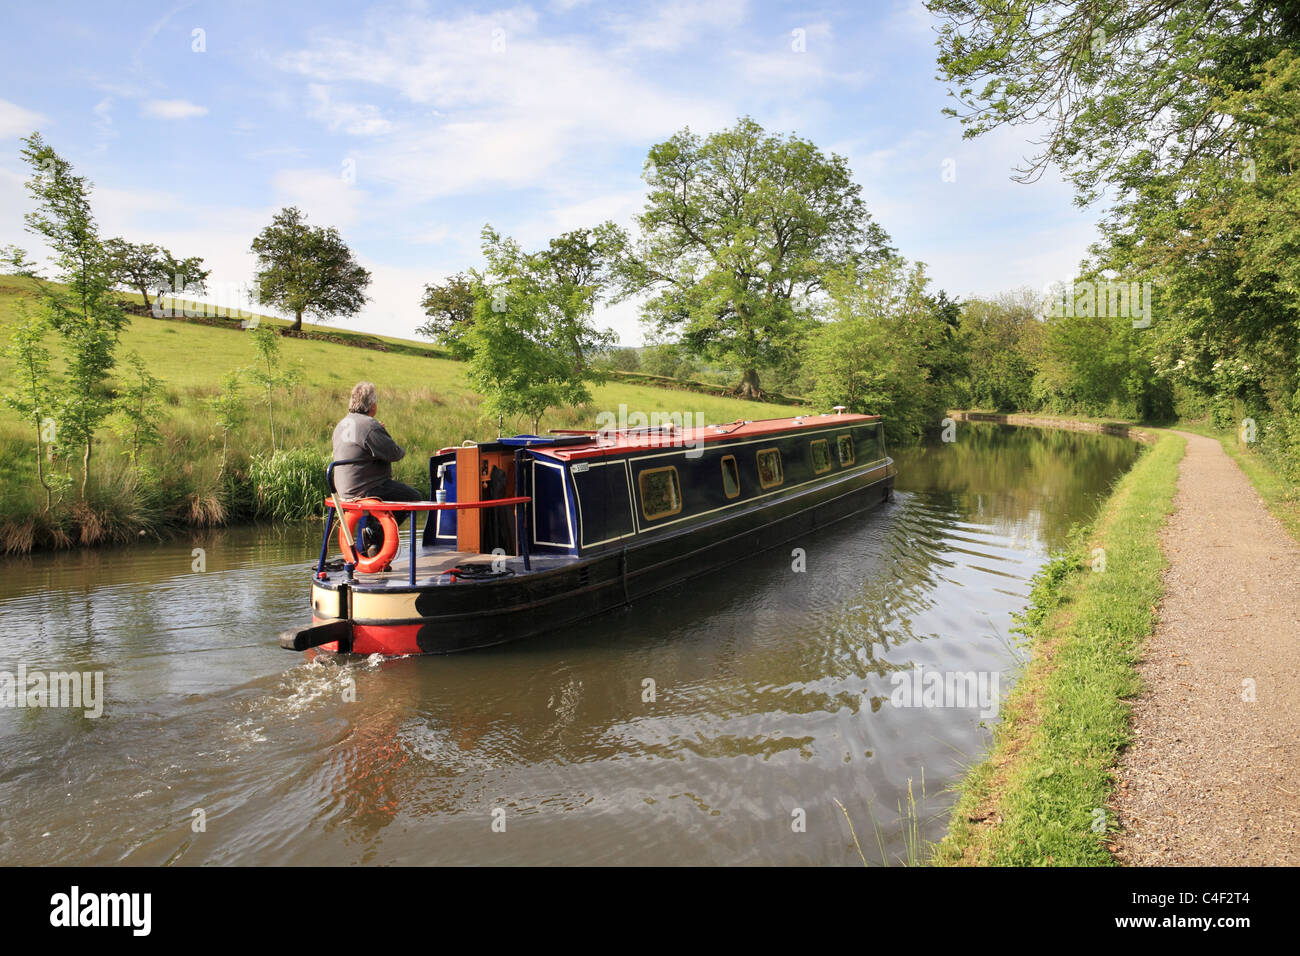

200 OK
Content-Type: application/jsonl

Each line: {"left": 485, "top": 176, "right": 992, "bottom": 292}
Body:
{"left": 276, "top": 8, "right": 731, "bottom": 202}
{"left": 306, "top": 85, "right": 393, "bottom": 136}
{"left": 0, "top": 98, "right": 46, "bottom": 138}
{"left": 270, "top": 167, "right": 366, "bottom": 229}
{"left": 141, "top": 99, "right": 208, "bottom": 120}
{"left": 603, "top": 0, "right": 750, "bottom": 52}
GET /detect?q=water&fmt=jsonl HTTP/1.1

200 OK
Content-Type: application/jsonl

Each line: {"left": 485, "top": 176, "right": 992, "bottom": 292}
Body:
{"left": 0, "top": 424, "right": 1138, "bottom": 865}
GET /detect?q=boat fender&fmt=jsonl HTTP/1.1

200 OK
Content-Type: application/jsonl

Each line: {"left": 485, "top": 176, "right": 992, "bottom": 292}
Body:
{"left": 339, "top": 498, "right": 399, "bottom": 573}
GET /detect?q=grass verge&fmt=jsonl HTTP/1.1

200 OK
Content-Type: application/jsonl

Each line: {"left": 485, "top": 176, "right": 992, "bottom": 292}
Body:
{"left": 931, "top": 431, "right": 1185, "bottom": 866}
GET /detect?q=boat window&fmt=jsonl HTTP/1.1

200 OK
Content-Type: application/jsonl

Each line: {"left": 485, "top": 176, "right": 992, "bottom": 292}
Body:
{"left": 721, "top": 455, "right": 740, "bottom": 498}
{"left": 837, "top": 434, "right": 854, "bottom": 466}
{"left": 639, "top": 466, "right": 682, "bottom": 520}
{"left": 756, "top": 448, "right": 783, "bottom": 488}
{"left": 810, "top": 439, "right": 832, "bottom": 474}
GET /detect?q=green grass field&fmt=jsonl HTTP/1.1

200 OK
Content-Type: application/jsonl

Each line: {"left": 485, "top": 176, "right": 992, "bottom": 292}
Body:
{"left": 0, "top": 275, "right": 801, "bottom": 550}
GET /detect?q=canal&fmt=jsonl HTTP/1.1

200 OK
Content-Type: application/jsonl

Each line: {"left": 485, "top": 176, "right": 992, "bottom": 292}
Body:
{"left": 0, "top": 423, "right": 1139, "bottom": 865}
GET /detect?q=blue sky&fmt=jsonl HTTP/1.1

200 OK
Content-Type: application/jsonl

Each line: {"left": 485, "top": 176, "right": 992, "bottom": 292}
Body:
{"left": 0, "top": 0, "right": 1101, "bottom": 344}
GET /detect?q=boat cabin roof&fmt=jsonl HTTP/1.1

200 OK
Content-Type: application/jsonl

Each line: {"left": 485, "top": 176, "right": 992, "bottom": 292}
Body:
{"left": 528, "top": 412, "right": 881, "bottom": 463}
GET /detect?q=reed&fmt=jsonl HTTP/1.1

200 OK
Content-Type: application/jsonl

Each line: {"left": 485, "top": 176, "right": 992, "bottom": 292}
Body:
{"left": 248, "top": 447, "right": 331, "bottom": 521}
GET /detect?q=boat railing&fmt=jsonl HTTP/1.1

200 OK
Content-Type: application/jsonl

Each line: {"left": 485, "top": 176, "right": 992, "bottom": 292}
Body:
{"left": 318, "top": 458, "right": 531, "bottom": 584}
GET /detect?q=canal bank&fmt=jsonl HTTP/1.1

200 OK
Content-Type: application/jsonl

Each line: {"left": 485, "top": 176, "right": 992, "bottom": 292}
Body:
{"left": 935, "top": 413, "right": 1300, "bottom": 866}
{"left": 932, "top": 423, "right": 1185, "bottom": 865}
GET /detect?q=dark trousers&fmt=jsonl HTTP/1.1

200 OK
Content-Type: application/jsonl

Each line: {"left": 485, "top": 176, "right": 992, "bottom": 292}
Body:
{"left": 360, "top": 479, "right": 423, "bottom": 549}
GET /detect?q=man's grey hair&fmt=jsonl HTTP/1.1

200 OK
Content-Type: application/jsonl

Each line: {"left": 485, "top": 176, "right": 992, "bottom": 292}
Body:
{"left": 349, "top": 381, "right": 378, "bottom": 414}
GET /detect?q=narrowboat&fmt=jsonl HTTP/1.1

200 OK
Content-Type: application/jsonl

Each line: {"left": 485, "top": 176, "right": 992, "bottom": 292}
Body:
{"left": 279, "top": 411, "right": 896, "bottom": 656}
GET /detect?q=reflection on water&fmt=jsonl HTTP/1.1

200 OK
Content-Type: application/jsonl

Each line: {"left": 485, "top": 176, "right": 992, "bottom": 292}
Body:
{"left": 0, "top": 424, "right": 1137, "bottom": 865}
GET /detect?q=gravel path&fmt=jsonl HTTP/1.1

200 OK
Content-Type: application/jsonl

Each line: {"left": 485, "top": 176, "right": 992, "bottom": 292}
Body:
{"left": 1113, "top": 431, "right": 1300, "bottom": 865}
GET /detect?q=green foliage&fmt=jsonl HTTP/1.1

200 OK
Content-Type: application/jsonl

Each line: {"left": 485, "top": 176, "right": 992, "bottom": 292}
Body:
{"left": 639, "top": 341, "right": 699, "bottom": 379}
{"left": 250, "top": 206, "right": 371, "bottom": 331}
{"left": 1034, "top": 306, "right": 1168, "bottom": 420}
{"left": 416, "top": 272, "right": 475, "bottom": 359}
{"left": 928, "top": 1, "right": 1299, "bottom": 204}
{"left": 596, "top": 347, "right": 641, "bottom": 373}
{"left": 955, "top": 290, "right": 1043, "bottom": 412}
{"left": 805, "top": 258, "right": 948, "bottom": 442}
{"left": 465, "top": 225, "right": 618, "bottom": 434}
{"left": 619, "top": 116, "right": 893, "bottom": 399}
{"left": 931, "top": 2, "right": 1300, "bottom": 475}
{"left": 18, "top": 132, "right": 126, "bottom": 498}
{"left": 2, "top": 307, "right": 64, "bottom": 509}
{"left": 205, "top": 370, "right": 248, "bottom": 478}
{"left": 104, "top": 237, "right": 208, "bottom": 312}
{"left": 110, "top": 351, "right": 166, "bottom": 463}
{"left": 245, "top": 326, "right": 301, "bottom": 451}
{"left": 248, "top": 446, "right": 331, "bottom": 521}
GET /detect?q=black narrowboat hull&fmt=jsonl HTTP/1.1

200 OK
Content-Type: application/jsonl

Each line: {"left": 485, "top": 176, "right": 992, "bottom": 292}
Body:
{"left": 295, "top": 458, "right": 893, "bottom": 655}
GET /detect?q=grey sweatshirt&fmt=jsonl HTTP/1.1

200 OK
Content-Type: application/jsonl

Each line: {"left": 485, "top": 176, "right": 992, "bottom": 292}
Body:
{"left": 331, "top": 412, "right": 406, "bottom": 498}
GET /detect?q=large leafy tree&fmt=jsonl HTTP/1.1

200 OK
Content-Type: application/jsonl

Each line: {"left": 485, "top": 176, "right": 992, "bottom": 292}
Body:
{"left": 1098, "top": 50, "right": 1300, "bottom": 448}
{"left": 928, "top": 1, "right": 1300, "bottom": 203}
{"left": 929, "top": 1, "right": 1300, "bottom": 464}
{"left": 105, "top": 238, "right": 209, "bottom": 313}
{"left": 957, "top": 289, "right": 1045, "bottom": 412}
{"left": 806, "top": 258, "right": 946, "bottom": 441}
{"left": 415, "top": 272, "right": 475, "bottom": 358}
{"left": 250, "top": 206, "right": 371, "bottom": 331}
{"left": 618, "top": 116, "right": 893, "bottom": 400}
{"left": 466, "top": 225, "right": 620, "bottom": 434}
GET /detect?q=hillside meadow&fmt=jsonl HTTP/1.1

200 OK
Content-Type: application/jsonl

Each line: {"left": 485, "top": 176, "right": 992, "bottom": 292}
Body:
{"left": 0, "top": 276, "right": 800, "bottom": 552}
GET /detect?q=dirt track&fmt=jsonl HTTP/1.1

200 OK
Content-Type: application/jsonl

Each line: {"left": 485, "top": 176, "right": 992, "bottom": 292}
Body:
{"left": 1113, "top": 431, "right": 1300, "bottom": 864}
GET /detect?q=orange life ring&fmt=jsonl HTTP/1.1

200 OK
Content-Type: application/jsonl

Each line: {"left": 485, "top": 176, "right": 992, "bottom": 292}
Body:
{"left": 338, "top": 498, "right": 399, "bottom": 573}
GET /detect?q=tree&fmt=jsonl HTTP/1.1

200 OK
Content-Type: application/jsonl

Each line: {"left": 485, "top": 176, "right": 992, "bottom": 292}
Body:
{"left": 245, "top": 327, "right": 300, "bottom": 450}
{"left": 601, "top": 347, "right": 641, "bottom": 372}
{"left": 1034, "top": 304, "right": 1156, "bottom": 418}
{"left": 205, "top": 370, "right": 248, "bottom": 479}
{"left": 929, "top": 2, "right": 1295, "bottom": 453}
{"left": 639, "top": 340, "right": 701, "bottom": 380}
{"left": 927, "top": 1, "right": 1300, "bottom": 203}
{"left": 105, "top": 238, "right": 209, "bottom": 313}
{"left": 18, "top": 132, "right": 126, "bottom": 498}
{"left": 465, "top": 225, "right": 619, "bottom": 434}
{"left": 959, "top": 289, "right": 1045, "bottom": 412}
{"left": 250, "top": 206, "right": 371, "bottom": 331}
{"left": 1093, "top": 50, "right": 1300, "bottom": 437}
{"left": 2, "top": 309, "right": 68, "bottom": 510}
{"left": 110, "top": 351, "right": 166, "bottom": 464}
{"left": 618, "top": 116, "right": 893, "bottom": 399}
{"left": 416, "top": 272, "right": 475, "bottom": 358}
{"left": 805, "top": 258, "right": 943, "bottom": 441}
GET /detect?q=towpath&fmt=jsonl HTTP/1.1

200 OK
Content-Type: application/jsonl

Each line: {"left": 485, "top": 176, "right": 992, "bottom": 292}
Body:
{"left": 1112, "top": 431, "right": 1300, "bottom": 864}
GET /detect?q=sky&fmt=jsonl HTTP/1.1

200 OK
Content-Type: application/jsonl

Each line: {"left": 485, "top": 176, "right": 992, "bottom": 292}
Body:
{"left": 0, "top": 0, "right": 1102, "bottom": 345}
